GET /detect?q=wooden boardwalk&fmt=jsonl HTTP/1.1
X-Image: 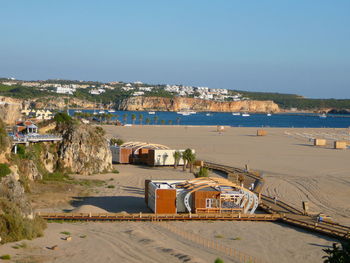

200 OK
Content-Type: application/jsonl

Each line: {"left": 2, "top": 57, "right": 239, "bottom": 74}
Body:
{"left": 204, "top": 161, "right": 350, "bottom": 241}
{"left": 38, "top": 212, "right": 281, "bottom": 222}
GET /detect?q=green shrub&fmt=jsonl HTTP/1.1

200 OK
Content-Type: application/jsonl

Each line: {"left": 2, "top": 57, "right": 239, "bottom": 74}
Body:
{"left": 0, "top": 163, "right": 11, "bottom": 178}
{"left": 214, "top": 234, "right": 224, "bottom": 238}
{"left": 42, "top": 172, "right": 69, "bottom": 182}
{"left": 16, "top": 144, "right": 26, "bottom": 159}
{"left": 0, "top": 198, "right": 47, "bottom": 243}
{"left": 60, "top": 231, "right": 71, "bottom": 235}
{"left": 53, "top": 112, "right": 72, "bottom": 125}
{"left": 196, "top": 167, "right": 209, "bottom": 178}
{"left": 214, "top": 258, "right": 224, "bottom": 263}
{"left": 107, "top": 185, "right": 115, "bottom": 189}
{"left": 80, "top": 234, "right": 87, "bottom": 238}
{"left": 112, "top": 169, "right": 119, "bottom": 174}
{"left": 0, "top": 254, "right": 11, "bottom": 260}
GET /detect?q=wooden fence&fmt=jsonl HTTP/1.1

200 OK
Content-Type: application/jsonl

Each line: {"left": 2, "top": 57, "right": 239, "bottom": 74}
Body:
{"left": 160, "top": 222, "right": 264, "bottom": 263}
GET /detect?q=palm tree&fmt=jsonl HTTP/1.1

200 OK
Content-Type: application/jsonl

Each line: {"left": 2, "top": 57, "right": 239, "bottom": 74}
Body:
{"left": 138, "top": 114, "right": 143, "bottom": 125}
{"left": 168, "top": 120, "right": 173, "bottom": 125}
{"left": 153, "top": 116, "right": 158, "bottom": 125}
{"left": 181, "top": 151, "right": 187, "bottom": 171}
{"left": 145, "top": 117, "right": 151, "bottom": 125}
{"left": 131, "top": 113, "right": 136, "bottom": 125}
{"left": 176, "top": 117, "right": 181, "bottom": 125}
{"left": 173, "top": 151, "right": 181, "bottom": 169}
{"left": 106, "top": 113, "right": 113, "bottom": 124}
{"left": 160, "top": 119, "right": 165, "bottom": 125}
{"left": 123, "top": 113, "right": 128, "bottom": 124}
{"left": 184, "top": 148, "right": 196, "bottom": 173}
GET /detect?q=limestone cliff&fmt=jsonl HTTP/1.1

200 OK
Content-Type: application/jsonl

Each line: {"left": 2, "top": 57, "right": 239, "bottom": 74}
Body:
{"left": 57, "top": 124, "right": 112, "bottom": 175}
{"left": 33, "top": 96, "right": 95, "bottom": 109}
{"left": 116, "top": 96, "right": 280, "bottom": 113}
{"left": 0, "top": 96, "right": 22, "bottom": 124}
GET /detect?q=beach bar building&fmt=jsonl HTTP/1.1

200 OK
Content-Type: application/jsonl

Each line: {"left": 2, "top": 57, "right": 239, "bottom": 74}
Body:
{"left": 145, "top": 177, "right": 258, "bottom": 214}
{"left": 110, "top": 141, "right": 193, "bottom": 166}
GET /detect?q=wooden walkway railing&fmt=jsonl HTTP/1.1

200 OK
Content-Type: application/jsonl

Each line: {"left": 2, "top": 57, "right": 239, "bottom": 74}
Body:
{"left": 37, "top": 212, "right": 281, "bottom": 222}
{"left": 204, "top": 161, "right": 350, "bottom": 241}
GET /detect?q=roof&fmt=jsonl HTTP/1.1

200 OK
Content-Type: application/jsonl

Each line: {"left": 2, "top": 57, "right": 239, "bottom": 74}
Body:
{"left": 120, "top": 141, "right": 170, "bottom": 153}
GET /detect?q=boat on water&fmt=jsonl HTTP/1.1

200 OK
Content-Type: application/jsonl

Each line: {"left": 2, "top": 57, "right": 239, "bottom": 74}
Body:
{"left": 99, "top": 110, "right": 105, "bottom": 114}
{"left": 177, "top": 111, "right": 192, "bottom": 116}
{"left": 319, "top": 113, "right": 327, "bottom": 118}
{"left": 267, "top": 113, "right": 272, "bottom": 116}
{"left": 232, "top": 112, "right": 241, "bottom": 116}
{"left": 242, "top": 113, "right": 250, "bottom": 117}
{"left": 148, "top": 111, "right": 156, "bottom": 115}
{"left": 206, "top": 113, "right": 212, "bottom": 116}
{"left": 108, "top": 109, "right": 116, "bottom": 113}
{"left": 75, "top": 110, "right": 82, "bottom": 113}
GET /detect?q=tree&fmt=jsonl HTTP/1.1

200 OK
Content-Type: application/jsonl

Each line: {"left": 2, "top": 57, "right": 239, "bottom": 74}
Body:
{"left": 214, "top": 259, "right": 224, "bottom": 263}
{"left": 122, "top": 113, "right": 128, "bottom": 124}
{"left": 160, "top": 119, "right": 165, "bottom": 125}
{"left": 173, "top": 151, "right": 181, "bottom": 169}
{"left": 106, "top": 113, "right": 113, "bottom": 124}
{"left": 131, "top": 113, "right": 136, "bottom": 125}
{"left": 184, "top": 148, "right": 196, "bottom": 173}
{"left": 145, "top": 117, "right": 151, "bottom": 125}
{"left": 168, "top": 120, "right": 173, "bottom": 125}
{"left": 181, "top": 151, "right": 187, "bottom": 171}
{"left": 153, "top": 116, "right": 158, "bottom": 125}
{"left": 138, "top": 114, "right": 143, "bottom": 125}
{"left": 323, "top": 241, "right": 350, "bottom": 263}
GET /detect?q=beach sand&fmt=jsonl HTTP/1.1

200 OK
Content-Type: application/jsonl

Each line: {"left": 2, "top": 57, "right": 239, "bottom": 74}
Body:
{"left": 104, "top": 125, "right": 350, "bottom": 225}
{"left": 1, "top": 125, "right": 348, "bottom": 263}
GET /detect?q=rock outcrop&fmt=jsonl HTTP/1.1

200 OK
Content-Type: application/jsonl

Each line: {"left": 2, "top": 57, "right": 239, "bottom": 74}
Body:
{"left": 0, "top": 96, "right": 22, "bottom": 124}
{"left": 0, "top": 173, "right": 33, "bottom": 217}
{"left": 116, "top": 96, "right": 280, "bottom": 113}
{"left": 57, "top": 124, "right": 112, "bottom": 175}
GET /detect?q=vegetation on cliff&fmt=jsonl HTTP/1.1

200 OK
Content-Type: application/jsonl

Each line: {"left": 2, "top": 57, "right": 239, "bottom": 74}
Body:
{"left": 234, "top": 90, "right": 350, "bottom": 110}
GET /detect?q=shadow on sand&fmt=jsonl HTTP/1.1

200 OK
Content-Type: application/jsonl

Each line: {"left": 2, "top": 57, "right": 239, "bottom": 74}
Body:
{"left": 70, "top": 196, "right": 152, "bottom": 213}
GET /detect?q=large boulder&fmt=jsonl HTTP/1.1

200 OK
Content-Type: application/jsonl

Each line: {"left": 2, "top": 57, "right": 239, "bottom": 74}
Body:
{"left": 57, "top": 124, "right": 112, "bottom": 175}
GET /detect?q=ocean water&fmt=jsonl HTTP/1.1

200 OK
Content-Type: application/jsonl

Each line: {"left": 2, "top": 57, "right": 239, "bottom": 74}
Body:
{"left": 69, "top": 110, "right": 350, "bottom": 128}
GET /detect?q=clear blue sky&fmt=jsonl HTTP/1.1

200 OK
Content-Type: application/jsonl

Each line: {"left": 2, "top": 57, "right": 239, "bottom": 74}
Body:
{"left": 0, "top": 0, "right": 349, "bottom": 98}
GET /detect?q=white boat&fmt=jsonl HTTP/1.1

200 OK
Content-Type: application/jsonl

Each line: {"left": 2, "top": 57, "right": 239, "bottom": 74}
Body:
{"left": 189, "top": 111, "right": 197, "bottom": 114}
{"left": 232, "top": 112, "right": 241, "bottom": 116}
{"left": 242, "top": 113, "right": 250, "bottom": 117}
{"left": 108, "top": 109, "right": 116, "bottom": 113}
{"left": 267, "top": 113, "right": 272, "bottom": 116}
{"left": 206, "top": 113, "right": 212, "bottom": 116}
{"left": 99, "top": 110, "right": 105, "bottom": 114}
{"left": 148, "top": 111, "right": 156, "bottom": 115}
{"left": 319, "top": 113, "right": 327, "bottom": 118}
{"left": 177, "top": 111, "right": 191, "bottom": 116}
{"left": 75, "top": 110, "right": 82, "bottom": 113}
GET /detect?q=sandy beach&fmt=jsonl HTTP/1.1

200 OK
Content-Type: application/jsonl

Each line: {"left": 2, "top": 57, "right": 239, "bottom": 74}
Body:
{"left": 1, "top": 125, "right": 348, "bottom": 263}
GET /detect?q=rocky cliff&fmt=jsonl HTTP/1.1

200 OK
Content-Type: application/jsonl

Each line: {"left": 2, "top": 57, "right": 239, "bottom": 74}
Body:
{"left": 116, "top": 96, "right": 280, "bottom": 113}
{"left": 33, "top": 96, "right": 95, "bottom": 109}
{"left": 0, "top": 96, "right": 22, "bottom": 124}
{"left": 57, "top": 124, "right": 112, "bottom": 175}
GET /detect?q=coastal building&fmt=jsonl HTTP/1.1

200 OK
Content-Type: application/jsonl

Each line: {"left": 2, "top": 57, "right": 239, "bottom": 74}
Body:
{"left": 145, "top": 177, "right": 259, "bottom": 214}
{"left": 14, "top": 120, "right": 38, "bottom": 135}
{"left": 110, "top": 141, "right": 190, "bottom": 166}
{"left": 89, "top": 88, "right": 106, "bottom": 95}
{"left": 56, "top": 85, "right": 75, "bottom": 95}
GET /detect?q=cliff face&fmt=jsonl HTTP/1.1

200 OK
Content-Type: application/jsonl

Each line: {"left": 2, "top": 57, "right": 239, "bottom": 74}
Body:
{"left": 0, "top": 96, "right": 22, "bottom": 124}
{"left": 33, "top": 96, "right": 95, "bottom": 109}
{"left": 57, "top": 124, "right": 112, "bottom": 175}
{"left": 116, "top": 96, "right": 280, "bottom": 113}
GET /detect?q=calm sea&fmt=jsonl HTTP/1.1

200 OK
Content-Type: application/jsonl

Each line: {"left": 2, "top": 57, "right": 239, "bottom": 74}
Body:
{"left": 69, "top": 110, "right": 350, "bottom": 128}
